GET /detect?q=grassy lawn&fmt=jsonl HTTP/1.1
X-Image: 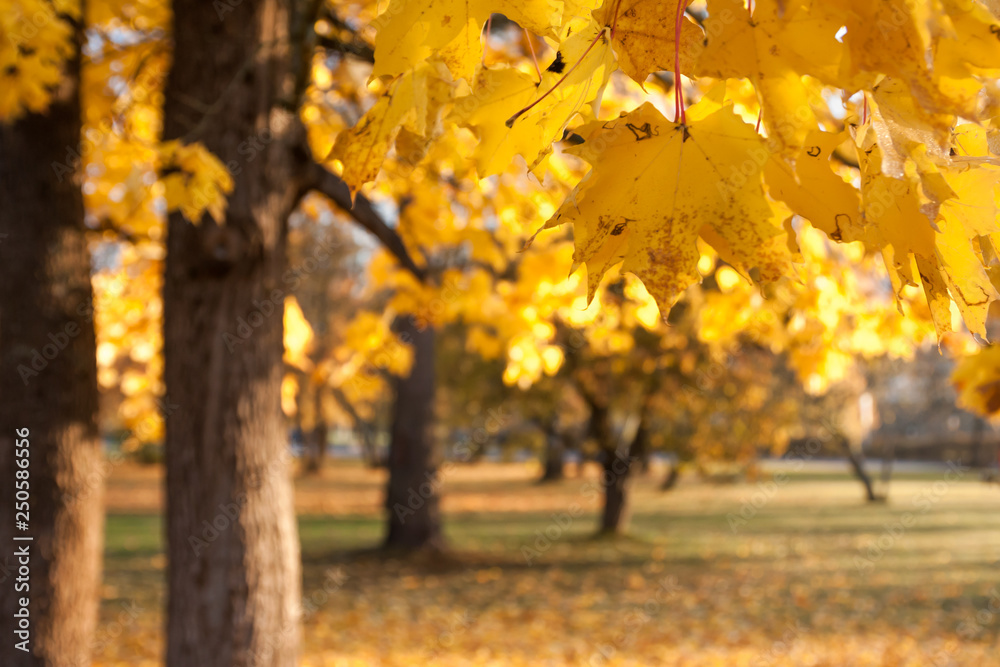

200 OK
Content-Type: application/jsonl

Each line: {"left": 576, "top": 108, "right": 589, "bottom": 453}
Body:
{"left": 95, "top": 463, "right": 1000, "bottom": 666}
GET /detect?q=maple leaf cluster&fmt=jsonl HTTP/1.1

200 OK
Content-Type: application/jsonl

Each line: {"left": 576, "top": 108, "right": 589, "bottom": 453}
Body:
{"left": 4, "top": 0, "right": 997, "bottom": 425}
{"left": 335, "top": 0, "right": 1000, "bottom": 344}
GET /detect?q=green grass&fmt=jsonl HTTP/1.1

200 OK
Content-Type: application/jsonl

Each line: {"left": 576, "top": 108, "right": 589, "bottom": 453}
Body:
{"left": 97, "top": 474, "right": 1000, "bottom": 665}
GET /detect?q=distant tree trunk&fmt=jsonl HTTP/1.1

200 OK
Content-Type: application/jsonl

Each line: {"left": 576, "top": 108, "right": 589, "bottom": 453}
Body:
{"left": 383, "top": 316, "right": 443, "bottom": 551}
{"left": 161, "top": 1, "right": 305, "bottom": 664}
{"left": 661, "top": 464, "right": 680, "bottom": 491}
{"left": 600, "top": 450, "right": 634, "bottom": 534}
{"left": 360, "top": 431, "right": 383, "bottom": 468}
{"left": 631, "top": 415, "right": 651, "bottom": 474}
{"left": 838, "top": 387, "right": 882, "bottom": 503}
{"left": 599, "top": 412, "right": 649, "bottom": 534}
{"left": 304, "top": 390, "right": 327, "bottom": 475}
{"left": 0, "top": 23, "right": 104, "bottom": 666}
{"left": 331, "top": 386, "right": 381, "bottom": 467}
{"left": 305, "top": 421, "right": 328, "bottom": 474}
{"left": 840, "top": 438, "right": 880, "bottom": 503}
{"left": 539, "top": 419, "right": 565, "bottom": 483}
{"left": 582, "top": 400, "right": 629, "bottom": 535}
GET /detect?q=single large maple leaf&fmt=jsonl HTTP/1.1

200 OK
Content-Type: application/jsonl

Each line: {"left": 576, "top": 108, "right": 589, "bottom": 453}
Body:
{"left": 543, "top": 100, "right": 790, "bottom": 315}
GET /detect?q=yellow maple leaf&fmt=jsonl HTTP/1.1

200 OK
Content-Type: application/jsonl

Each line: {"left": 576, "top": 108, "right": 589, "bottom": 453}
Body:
{"left": 332, "top": 70, "right": 420, "bottom": 193}
{"left": 827, "top": 0, "right": 993, "bottom": 118}
{"left": 452, "top": 19, "right": 615, "bottom": 177}
{"left": 698, "top": 0, "right": 846, "bottom": 150}
{"left": 931, "top": 124, "right": 1000, "bottom": 335}
{"left": 0, "top": 0, "right": 80, "bottom": 120}
{"left": 593, "top": 0, "right": 704, "bottom": 85}
{"left": 953, "top": 345, "right": 1000, "bottom": 417}
{"left": 856, "top": 131, "right": 936, "bottom": 276}
{"left": 370, "top": 0, "right": 563, "bottom": 82}
{"left": 333, "top": 61, "right": 453, "bottom": 193}
{"left": 764, "top": 130, "right": 865, "bottom": 244}
{"left": 451, "top": 67, "right": 547, "bottom": 177}
{"left": 870, "top": 77, "right": 955, "bottom": 180}
{"left": 158, "top": 140, "right": 233, "bottom": 224}
{"left": 854, "top": 125, "right": 999, "bottom": 337}
{"left": 544, "top": 101, "right": 787, "bottom": 314}
{"left": 935, "top": 0, "right": 1000, "bottom": 88}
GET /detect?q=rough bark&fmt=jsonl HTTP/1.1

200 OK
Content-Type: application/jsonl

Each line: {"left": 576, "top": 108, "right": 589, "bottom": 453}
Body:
{"left": 0, "top": 21, "right": 104, "bottom": 666}
{"left": 383, "top": 316, "right": 443, "bottom": 551}
{"left": 161, "top": 1, "right": 305, "bottom": 664}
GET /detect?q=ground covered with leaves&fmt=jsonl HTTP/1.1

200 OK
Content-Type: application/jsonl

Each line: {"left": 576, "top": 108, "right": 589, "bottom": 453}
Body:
{"left": 98, "top": 463, "right": 1000, "bottom": 666}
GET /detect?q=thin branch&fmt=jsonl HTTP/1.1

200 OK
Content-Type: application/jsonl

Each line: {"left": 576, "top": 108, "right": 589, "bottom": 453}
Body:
{"left": 92, "top": 219, "right": 141, "bottom": 245}
{"left": 468, "top": 258, "right": 518, "bottom": 282}
{"left": 303, "top": 160, "right": 427, "bottom": 282}
{"left": 316, "top": 34, "right": 375, "bottom": 63}
{"left": 291, "top": 0, "right": 327, "bottom": 102}
{"left": 329, "top": 386, "right": 380, "bottom": 466}
{"left": 317, "top": 10, "right": 376, "bottom": 63}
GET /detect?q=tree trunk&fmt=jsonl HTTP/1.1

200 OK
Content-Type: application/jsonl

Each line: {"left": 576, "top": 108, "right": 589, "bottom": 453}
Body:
{"left": 305, "top": 421, "right": 328, "bottom": 475}
{"left": 661, "top": 464, "right": 680, "bottom": 491}
{"left": 161, "top": 2, "right": 304, "bottom": 664}
{"left": 599, "top": 450, "right": 634, "bottom": 534}
{"left": 304, "top": 390, "right": 327, "bottom": 475}
{"left": 0, "top": 22, "right": 105, "bottom": 667}
{"left": 331, "top": 386, "right": 380, "bottom": 467}
{"left": 359, "top": 425, "right": 382, "bottom": 468}
{"left": 631, "top": 414, "right": 651, "bottom": 474}
{"left": 383, "top": 316, "right": 443, "bottom": 551}
{"left": 584, "top": 399, "right": 635, "bottom": 536}
{"left": 598, "top": 413, "right": 646, "bottom": 535}
{"left": 840, "top": 437, "right": 880, "bottom": 503}
{"left": 538, "top": 420, "right": 565, "bottom": 483}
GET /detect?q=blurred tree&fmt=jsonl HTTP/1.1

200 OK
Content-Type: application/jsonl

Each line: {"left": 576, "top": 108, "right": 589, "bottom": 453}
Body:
{"left": 158, "top": 0, "right": 439, "bottom": 658}
{"left": 282, "top": 206, "right": 365, "bottom": 474}
{"left": 0, "top": 3, "right": 104, "bottom": 665}
{"left": 384, "top": 314, "right": 441, "bottom": 548}
{"left": 158, "top": 1, "right": 308, "bottom": 663}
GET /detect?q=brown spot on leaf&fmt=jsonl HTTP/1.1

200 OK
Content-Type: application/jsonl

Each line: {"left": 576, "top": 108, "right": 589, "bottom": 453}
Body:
{"left": 831, "top": 213, "right": 850, "bottom": 241}
{"left": 547, "top": 52, "right": 566, "bottom": 74}
{"left": 626, "top": 122, "right": 657, "bottom": 141}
